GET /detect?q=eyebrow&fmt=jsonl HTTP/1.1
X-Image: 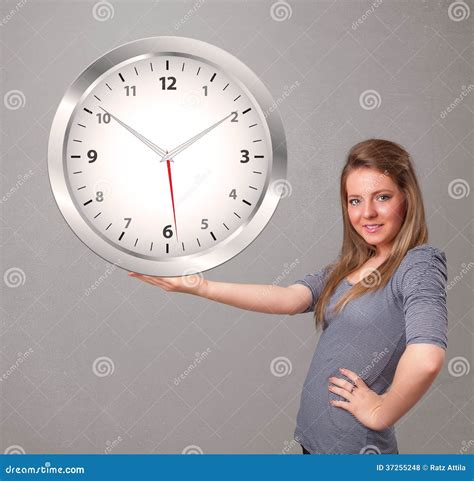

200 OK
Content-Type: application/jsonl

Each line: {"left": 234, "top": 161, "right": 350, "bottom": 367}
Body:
{"left": 347, "top": 189, "right": 395, "bottom": 198}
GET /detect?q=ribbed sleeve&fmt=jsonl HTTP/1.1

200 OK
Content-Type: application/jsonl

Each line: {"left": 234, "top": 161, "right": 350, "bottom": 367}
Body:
{"left": 293, "top": 266, "right": 330, "bottom": 313}
{"left": 397, "top": 246, "right": 448, "bottom": 350}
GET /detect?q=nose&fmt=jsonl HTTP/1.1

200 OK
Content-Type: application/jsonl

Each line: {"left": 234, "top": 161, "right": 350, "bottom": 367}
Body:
{"left": 362, "top": 200, "right": 377, "bottom": 219}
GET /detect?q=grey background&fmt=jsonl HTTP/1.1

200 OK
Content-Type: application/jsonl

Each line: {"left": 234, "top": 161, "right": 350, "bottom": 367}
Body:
{"left": 0, "top": 0, "right": 472, "bottom": 455}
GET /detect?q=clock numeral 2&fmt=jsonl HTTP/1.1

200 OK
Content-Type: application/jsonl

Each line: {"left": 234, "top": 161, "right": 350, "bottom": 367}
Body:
{"left": 159, "top": 76, "right": 177, "bottom": 90}
{"left": 231, "top": 111, "right": 238, "bottom": 122}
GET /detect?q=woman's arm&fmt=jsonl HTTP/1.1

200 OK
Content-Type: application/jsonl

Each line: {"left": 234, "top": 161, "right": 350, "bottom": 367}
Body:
{"left": 374, "top": 343, "right": 445, "bottom": 430}
{"left": 128, "top": 272, "right": 312, "bottom": 315}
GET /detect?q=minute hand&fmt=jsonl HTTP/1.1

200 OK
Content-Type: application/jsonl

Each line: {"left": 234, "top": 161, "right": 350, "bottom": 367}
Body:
{"left": 160, "top": 112, "right": 234, "bottom": 162}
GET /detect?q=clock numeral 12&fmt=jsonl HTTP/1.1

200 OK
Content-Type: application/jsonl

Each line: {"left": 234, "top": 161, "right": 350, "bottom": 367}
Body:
{"left": 159, "top": 77, "right": 177, "bottom": 90}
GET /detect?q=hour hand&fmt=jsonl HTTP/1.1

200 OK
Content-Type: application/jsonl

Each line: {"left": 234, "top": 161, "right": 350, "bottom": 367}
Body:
{"left": 100, "top": 107, "right": 172, "bottom": 160}
{"left": 160, "top": 111, "right": 234, "bottom": 162}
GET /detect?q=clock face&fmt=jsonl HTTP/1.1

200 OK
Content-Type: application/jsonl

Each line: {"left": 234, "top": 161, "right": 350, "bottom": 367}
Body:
{"left": 49, "top": 37, "right": 286, "bottom": 276}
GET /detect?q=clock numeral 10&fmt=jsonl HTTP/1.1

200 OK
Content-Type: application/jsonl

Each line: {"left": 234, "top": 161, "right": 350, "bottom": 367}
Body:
{"left": 124, "top": 85, "right": 136, "bottom": 96}
{"left": 159, "top": 76, "right": 177, "bottom": 90}
{"left": 96, "top": 113, "right": 111, "bottom": 124}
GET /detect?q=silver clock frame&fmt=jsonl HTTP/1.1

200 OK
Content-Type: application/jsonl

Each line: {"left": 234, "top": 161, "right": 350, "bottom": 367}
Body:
{"left": 48, "top": 36, "right": 287, "bottom": 276}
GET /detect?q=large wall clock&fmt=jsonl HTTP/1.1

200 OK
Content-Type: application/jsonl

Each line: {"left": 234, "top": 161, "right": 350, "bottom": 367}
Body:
{"left": 48, "top": 36, "right": 287, "bottom": 276}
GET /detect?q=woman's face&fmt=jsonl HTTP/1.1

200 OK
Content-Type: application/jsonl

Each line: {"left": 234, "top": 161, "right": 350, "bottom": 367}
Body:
{"left": 346, "top": 167, "right": 406, "bottom": 256}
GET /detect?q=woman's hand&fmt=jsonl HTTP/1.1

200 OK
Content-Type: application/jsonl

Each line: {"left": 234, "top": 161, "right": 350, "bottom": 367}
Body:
{"left": 128, "top": 272, "right": 206, "bottom": 295}
{"left": 328, "top": 368, "right": 388, "bottom": 431}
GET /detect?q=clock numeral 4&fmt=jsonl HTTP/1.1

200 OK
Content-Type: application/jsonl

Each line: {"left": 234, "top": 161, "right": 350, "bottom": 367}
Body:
{"left": 229, "top": 189, "right": 237, "bottom": 200}
{"left": 159, "top": 76, "right": 177, "bottom": 90}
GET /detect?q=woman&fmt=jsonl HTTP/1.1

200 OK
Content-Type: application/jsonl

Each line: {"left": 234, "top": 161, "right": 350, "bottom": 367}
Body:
{"left": 129, "top": 139, "right": 448, "bottom": 455}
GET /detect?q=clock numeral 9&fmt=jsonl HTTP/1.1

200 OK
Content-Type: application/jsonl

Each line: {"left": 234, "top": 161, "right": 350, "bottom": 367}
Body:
{"left": 87, "top": 150, "right": 98, "bottom": 163}
{"left": 231, "top": 111, "right": 238, "bottom": 122}
{"left": 240, "top": 150, "right": 250, "bottom": 163}
{"left": 229, "top": 189, "right": 237, "bottom": 200}
{"left": 163, "top": 224, "right": 174, "bottom": 238}
{"left": 96, "top": 113, "right": 111, "bottom": 124}
{"left": 96, "top": 191, "right": 104, "bottom": 202}
{"left": 201, "top": 218, "right": 208, "bottom": 229}
{"left": 124, "top": 85, "right": 136, "bottom": 96}
{"left": 159, "top": 76, "right": 177, "bottom": 90}
{"left": 124, "top": 217, "right": 132, "bottom": 228}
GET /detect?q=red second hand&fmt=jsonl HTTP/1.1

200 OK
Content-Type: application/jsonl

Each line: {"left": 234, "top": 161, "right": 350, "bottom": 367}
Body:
{"left": 166, "top": 158, "right": 179, "bottom": 243}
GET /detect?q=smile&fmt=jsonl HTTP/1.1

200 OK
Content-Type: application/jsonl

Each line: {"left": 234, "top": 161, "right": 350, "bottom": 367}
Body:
{"left": 363, "top": 224, "right": 383, "bottom": 233}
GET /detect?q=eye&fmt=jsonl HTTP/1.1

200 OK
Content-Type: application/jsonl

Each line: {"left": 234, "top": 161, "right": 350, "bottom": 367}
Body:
{"left": 348, "top": 199, "right": 360, "bottom": 206}
{"left": 377, "top": 194, "right": 391, "bottom": 201}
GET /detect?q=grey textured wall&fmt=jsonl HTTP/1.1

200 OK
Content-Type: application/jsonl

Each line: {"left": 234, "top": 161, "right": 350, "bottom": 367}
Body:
{"left": 0, "top": 0, "right": 472, "bottom": 455}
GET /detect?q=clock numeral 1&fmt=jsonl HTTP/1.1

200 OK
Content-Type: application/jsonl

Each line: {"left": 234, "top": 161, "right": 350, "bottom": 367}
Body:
{"left": 159, "top": 76, "right": 177, "bottom": 90}
{"left": 202, "top": 85, "right": 208, "bottom": 96}
{"left": 240, "top": 149, "right": 250, "bottom": 163}
{"left": 124, "top": 85, "right": 136, "bottom": 96}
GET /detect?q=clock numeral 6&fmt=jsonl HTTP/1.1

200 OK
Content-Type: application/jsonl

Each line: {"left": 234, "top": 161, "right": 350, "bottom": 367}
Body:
{"left": 240, "top": 149, "right": 250, "bottom": 163}
{"left": 87, "top": 150, "right": 98, "bottom": 163}
{"left": 96, "top": 113, "right": 111, "bottom": 124}
{"left": 159, "top": 76, "right": 177, "bottom": 90}
{"left": 96, "top": 191, "right": 104, "bottom": 202}
{"left": 229, "top": 189, "right": 237, "bottom": 200}
{"left": 201, "top": 218, "right": 208, "bottom": 229}
{"left": 163, "top": 224, "right": 174, "bottom": 238}
{"left": 124, "top": 85, "right": 136, "bottom": 96}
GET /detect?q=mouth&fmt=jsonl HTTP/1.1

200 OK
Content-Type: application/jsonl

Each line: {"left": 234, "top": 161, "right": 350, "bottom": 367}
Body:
{"left": 363, "top": 224, "right": 383, "bottom": 234}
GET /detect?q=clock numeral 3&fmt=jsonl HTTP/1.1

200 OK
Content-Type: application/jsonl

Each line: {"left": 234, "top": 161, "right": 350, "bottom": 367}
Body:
{"left": 159, "top": 76, "right": 177, "bottom": 90}
{"left": 240, "top": 149, "right": 250, "bottom": 163}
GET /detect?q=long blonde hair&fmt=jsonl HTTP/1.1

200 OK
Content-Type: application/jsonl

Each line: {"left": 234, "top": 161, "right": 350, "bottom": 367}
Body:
{"left": 314, "top": 139, "right": 428, "bottom": 329}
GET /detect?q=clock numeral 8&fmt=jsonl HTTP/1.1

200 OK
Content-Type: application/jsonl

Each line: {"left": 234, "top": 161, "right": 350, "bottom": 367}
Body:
{"left": 159, "top": 76, "right": 177, "bottom": 90}
{"left": 163, "top": 224, "right": 174, "bottom": 238}
{"left": 96, "top": 191, "right": 104, "bottom": 202}
{"left": 240, "top": 150, "right": 250, "bottom": 163}
{"left": 87, "top": 150, "right": 98, "bottom": 163}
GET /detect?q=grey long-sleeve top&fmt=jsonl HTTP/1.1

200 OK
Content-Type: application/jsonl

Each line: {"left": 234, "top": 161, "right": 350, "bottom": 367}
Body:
{"left": 292, "top": 244, "right": 448, "bottom": 454}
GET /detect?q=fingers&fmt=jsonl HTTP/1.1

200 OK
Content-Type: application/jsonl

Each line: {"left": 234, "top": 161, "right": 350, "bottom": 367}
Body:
{"left": 330, "top": 399, "right": 351, "bottom": 411}
{"left": 329, "top": 376, "right": 354, "bottom": 392}
{"left": 328, "top": 384, "right": 353, "bottom": 401}
{"left": 338, "top": 368, "right": 366, "bottom": 389}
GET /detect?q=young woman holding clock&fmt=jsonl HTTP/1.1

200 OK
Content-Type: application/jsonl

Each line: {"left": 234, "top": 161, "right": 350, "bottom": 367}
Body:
{"left": 129, "top": 139, "right": 448, "bottom": 455}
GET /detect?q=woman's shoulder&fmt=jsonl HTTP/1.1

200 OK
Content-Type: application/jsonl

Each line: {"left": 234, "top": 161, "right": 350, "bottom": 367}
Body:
{"left": 394, "top": 244, "right": 447, "bottom": 293}
{"left": 399, "top": 243, "right": 446, "bottom": 269}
